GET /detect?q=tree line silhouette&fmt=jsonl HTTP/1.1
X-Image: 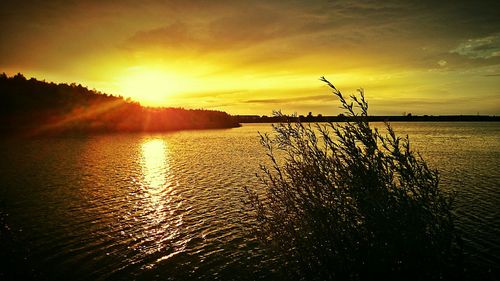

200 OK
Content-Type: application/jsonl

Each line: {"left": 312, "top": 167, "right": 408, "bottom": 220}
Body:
{"left": 0, "top": 73, "right": 240, "bottom": 136}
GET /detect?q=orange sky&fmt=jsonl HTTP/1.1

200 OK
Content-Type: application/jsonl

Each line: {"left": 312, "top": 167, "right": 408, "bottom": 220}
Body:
{"left": 1, "top": 0, "right": 499, "bottom": 115}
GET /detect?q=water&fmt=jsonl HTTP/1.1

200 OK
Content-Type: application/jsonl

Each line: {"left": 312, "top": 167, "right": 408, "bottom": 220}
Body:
{"left": 0, "top": 122, "right": 499, "bottom": 280}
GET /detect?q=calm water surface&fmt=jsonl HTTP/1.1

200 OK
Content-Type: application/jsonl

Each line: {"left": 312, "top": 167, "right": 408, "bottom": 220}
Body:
{"left": 1, "top": 122, "right": 499, "bottom": 279}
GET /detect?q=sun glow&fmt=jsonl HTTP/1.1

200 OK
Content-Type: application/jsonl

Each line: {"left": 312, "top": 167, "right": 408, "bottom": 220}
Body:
{"left": 117, "top": 67, "right": 190, "bottom": 107}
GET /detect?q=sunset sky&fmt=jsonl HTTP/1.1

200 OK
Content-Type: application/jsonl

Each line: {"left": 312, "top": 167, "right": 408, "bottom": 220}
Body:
{"left": 1, "top": 0, "right": 499, "bottom": 115}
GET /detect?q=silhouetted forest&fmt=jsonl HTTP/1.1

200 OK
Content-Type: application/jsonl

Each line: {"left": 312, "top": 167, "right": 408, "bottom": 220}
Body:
{"left": 0, "top": 73, "right": 240, "bottom": 136}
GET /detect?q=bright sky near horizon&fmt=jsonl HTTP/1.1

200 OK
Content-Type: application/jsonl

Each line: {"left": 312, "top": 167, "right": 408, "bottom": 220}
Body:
{"left": 1, "top": 0, "right": 499, "bottom": 115}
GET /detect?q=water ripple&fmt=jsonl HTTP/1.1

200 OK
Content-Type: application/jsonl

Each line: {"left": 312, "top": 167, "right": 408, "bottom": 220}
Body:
{"left": 0, "top": 123, "right": 498, "bottom": 279}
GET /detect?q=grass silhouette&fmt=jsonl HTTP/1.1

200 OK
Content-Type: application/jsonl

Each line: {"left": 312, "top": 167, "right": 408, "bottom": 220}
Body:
{"left": 245, "top": 77, "right": 461, "bottom": 280}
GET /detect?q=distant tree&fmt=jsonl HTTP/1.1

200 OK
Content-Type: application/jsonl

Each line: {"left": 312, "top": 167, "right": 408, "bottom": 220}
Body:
{"left": 245, "top": 77, "right": 461, "bottom": 280}
{"left": 12, "top": 73, "right": 26, "bottom": 81}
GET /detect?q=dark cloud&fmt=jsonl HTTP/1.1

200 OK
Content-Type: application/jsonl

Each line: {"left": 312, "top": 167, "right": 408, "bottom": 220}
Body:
{"left": 119, "top": 0, "right": 500, "bottom": 71}
{"left": 3, "top": 0, "right": 499, "bottom": 70}
{"left": 125, "top": 3, "right": 333, "bottom": 53}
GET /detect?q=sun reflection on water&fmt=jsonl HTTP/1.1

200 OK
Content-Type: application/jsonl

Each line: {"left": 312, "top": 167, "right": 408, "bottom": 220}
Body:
{"left": 142, "top": 139, "right": 169, "bottom": 191}
{"left": 138, "top": 138, "right": 184, "bottom": 260}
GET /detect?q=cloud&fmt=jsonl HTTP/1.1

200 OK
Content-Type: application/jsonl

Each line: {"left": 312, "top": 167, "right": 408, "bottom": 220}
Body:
{"left": 121, "top": 0, "right": 500, "bottom": 73}
{"left": 244, "top": 94, "right": 335, "bottom": 104}
{"left": 451, "top": 34, "right": 500, "bottom": 59}
{"left": 1, "top": 0, "right": 499, "bottom": 114}
{"left": 367, "top": 94, "right": 500, "bottom": 115}
{"left": 124, "top": 3, "right": 334, "bottom": 55}
{"left": 437, "top": 60, "right": 447, "bottom": 67}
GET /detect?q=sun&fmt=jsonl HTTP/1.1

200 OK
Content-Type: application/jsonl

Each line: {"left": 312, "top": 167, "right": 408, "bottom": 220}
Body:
{"left": 117, "top": 67, "right": 187, "bottom": 107}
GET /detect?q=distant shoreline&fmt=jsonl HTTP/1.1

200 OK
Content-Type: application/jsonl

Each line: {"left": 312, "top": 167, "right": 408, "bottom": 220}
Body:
{"left": 233, "top": 115, "right": 500, "bottom": 123}
{"left": 0, "top": 73, "right": 240, "bottom": 136}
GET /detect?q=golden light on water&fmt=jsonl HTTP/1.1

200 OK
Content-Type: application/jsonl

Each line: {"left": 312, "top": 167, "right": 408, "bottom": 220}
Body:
{"left": 141, "top": 138, "right": 169, "bottom": 190}
{"left": 140, "top": 138, "right": 185, "bottom": 258}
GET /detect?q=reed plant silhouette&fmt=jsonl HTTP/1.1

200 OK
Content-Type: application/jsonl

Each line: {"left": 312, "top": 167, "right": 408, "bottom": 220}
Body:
{"left": 245, "top": 77, "right": 461, "bottom": 280}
